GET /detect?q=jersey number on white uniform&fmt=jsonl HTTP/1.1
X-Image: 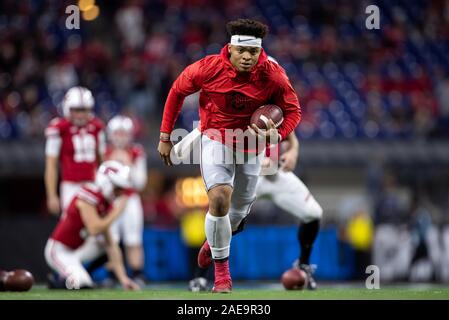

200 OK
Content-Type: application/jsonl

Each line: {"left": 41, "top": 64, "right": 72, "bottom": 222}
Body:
{"left": 72, "top": 133, "right": 96, "bottom": 162}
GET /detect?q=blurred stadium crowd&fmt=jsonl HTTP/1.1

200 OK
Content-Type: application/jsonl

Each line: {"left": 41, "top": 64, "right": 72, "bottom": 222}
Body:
{"left": 1, "top": 0, "right": 449, "bottom": 141}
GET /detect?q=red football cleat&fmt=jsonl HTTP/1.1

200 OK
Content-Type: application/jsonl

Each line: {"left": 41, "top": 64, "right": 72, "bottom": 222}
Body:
{"left": 197, "top": 241, "right": 212, "bottom": 269}
{"left": 212, "top": 260, "right": 232, "bottom": 293}
{"left": 212, "top": 278, "right": 232, "bottom": 293}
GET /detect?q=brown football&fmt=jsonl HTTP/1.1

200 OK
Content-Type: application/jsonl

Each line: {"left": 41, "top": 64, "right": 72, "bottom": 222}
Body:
{"left": 281, "top": 268, "right": 307, "bottom": 290}
{"left": 4, "top": 269, "right": 34, "bottom": 292}
{"left": 250, "top": 105, "right": 284, "bottom": 130}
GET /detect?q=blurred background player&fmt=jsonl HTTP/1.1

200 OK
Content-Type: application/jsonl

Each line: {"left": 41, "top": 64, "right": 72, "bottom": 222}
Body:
{"left": 105, "top": 115, "right": 147, "bottom": 284}
{"left": 44, "top": 161, "right": 140, "bottom": 290}
{"left": 158, "top": 19, "right": 301, "bottom": 293}
{"left": 260, "top": 56, "right": 322, "bottom": 289}
{"left": 44, "top": 86, "right": 106, "bottom": 216}
{"left": 256, "top": 132, "right": 323, "bottom": 289}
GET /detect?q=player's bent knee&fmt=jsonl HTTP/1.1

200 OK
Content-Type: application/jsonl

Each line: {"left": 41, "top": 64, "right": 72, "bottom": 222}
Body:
{"left": 208, "top": 185, "right": 232, "bottom": 216}
{"left": 306, "top": 200, "right": 323, "bottom": 222}
{"left": 210, "top": 197, "right": 229, "bottom": 216}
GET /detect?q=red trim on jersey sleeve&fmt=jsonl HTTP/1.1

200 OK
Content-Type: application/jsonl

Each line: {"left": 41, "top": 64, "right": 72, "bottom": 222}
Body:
{"left": 45, "top": 127, "right": 60, "bottom": 137}
{"left": 77, "top": 186, "right": 101, "bottom": 206}
{"left": 45, "top": 118, "right": 65, "bottom": 137}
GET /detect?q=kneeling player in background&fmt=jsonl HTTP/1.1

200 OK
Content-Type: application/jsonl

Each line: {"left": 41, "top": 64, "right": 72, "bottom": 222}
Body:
{"left": 189, "top": 132, "right": 322, "bottom": 291}
{"left": 44, "top": 161, "right": 140, "bottom": 290}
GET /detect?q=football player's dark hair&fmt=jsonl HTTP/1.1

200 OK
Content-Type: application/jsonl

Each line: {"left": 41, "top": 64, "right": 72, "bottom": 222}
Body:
{"left": 226, "top": 19, "right": 269, "bottom": 39}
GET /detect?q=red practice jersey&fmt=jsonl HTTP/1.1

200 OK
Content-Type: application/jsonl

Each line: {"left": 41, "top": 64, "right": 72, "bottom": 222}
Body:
{"left": 50, "top": 184, "right": 112, "bottom": 249}
{"left": 45, "top": 117, "right": 105, "bottom": 182}
{"left": 160, "top": 45, "right": 301, "bottom": 151}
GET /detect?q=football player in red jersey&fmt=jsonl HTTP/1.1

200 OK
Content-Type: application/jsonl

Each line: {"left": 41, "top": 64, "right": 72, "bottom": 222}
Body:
{"left": 105, "top": 115, "right": 147, "bottom": 283}
{"left": 158, "top": 19, "right": 301, "bottom": 293}
{"left": 45, "top": 86, "right": 106, "bottom": 216}
{"left": 190, "top": 57, "right": 322, "bottom": 291}
{"left": 44, "top": 161, "right": 140, "bottom": 290}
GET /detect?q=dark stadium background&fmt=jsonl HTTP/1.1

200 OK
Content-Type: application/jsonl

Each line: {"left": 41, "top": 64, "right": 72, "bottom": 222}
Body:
{"left": 0, "top": 0, "right": 448, "bottom": 284}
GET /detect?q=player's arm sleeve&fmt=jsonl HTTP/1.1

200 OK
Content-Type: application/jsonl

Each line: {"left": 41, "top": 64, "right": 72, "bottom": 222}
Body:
{"left": 160, "top": 60, "right": 204, "bottom": 134}
{"left": 131, "top": 155, "right": 147, "bottom": 191}
{"left": 44, "top": 126, "right": 61, "bottom": 198}
{"left": 273, "top": 73, "right": 302, "bottom": 141}
{"left": 45, "top": 129, "right": 62, "bottom": 157}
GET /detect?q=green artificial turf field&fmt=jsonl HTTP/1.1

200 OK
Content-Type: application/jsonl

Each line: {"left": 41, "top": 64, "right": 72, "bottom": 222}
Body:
{"left": 1, "top": 285, "right": 449, "bottom": 300}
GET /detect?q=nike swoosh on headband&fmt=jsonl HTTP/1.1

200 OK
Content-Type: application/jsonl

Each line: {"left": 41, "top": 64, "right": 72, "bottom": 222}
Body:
{"left": 238, "top": 38, "right": 255, "bottom": 42}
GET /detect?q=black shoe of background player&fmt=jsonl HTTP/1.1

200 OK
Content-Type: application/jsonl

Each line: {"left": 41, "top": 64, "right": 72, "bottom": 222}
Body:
{"left": 293, "top": 260, "right": 318, "bottom": 290}
{"left": 133, "top": 274, "right": 148, "bottom": 288}
{"left": 97, "top": 277, "right": 118, "bottom": 289}
{"left": 188, "top": 277, "right": 208, "bottom": 292}
{"left": 47, "top": 272, "right": 66, "bottom": 289}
